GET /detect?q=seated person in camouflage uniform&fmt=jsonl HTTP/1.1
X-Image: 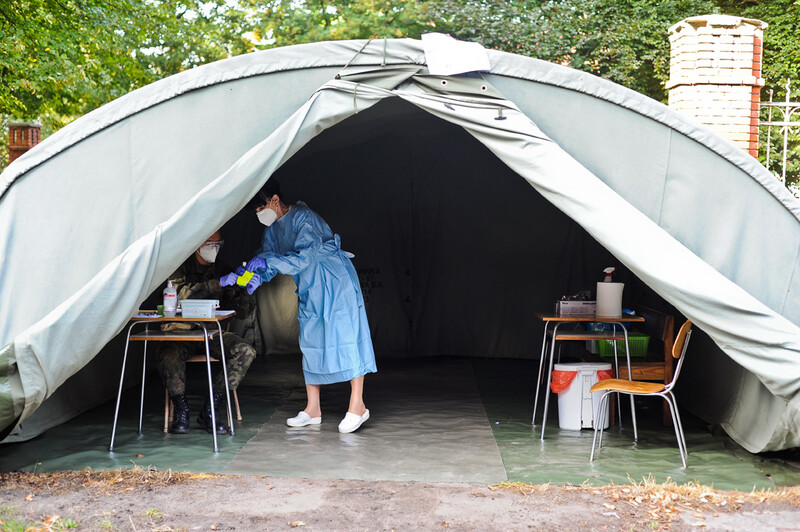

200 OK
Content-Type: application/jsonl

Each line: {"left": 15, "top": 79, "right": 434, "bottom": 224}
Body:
{"left": 156, "top": 230, "right": 257, "bottom": 435}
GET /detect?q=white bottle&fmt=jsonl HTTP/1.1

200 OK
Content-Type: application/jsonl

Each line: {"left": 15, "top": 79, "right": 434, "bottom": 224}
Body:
{"left": 163, "top": 280, "right": 177, "bottom": 317}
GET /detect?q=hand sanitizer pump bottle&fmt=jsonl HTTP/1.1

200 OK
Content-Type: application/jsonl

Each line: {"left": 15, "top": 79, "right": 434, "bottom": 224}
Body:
{"left": 163, "top": 280, "right": 177, "bottom": 317}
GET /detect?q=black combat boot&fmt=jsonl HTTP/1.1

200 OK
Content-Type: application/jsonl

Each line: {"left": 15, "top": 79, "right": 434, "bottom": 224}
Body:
{"left": 197, "top": 391, "right": 228, "bottom": 435}
{"left": 169, "top": 394, "right": 190, "bottom": 434}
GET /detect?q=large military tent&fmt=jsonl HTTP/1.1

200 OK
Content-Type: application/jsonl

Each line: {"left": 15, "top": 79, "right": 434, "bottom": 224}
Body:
{"left": 1, "top": 37, "right": 799, "bottom": 453}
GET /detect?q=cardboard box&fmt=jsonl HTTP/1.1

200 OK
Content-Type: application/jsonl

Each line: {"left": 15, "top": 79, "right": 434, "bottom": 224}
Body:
{"left": 556, "top": 300, "right": 596, "bottom": 316}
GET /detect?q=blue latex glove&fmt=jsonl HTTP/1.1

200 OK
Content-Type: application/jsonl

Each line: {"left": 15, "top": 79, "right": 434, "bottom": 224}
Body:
{"left": 246, "top": 256, "right": 267, "bottom": 272}
{"left": 219, "top": 273, "right": 238, "bottom": 287}
{"left": 235, "top": 266, "right": 246, "bottom": 276}
{"left": 245, "top": 272, "right": 262, "bottom": 295}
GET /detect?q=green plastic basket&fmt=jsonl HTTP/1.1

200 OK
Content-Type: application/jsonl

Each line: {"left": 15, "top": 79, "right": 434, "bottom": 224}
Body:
{"left": 598, "top": 332, "right": 650, "bottom": 358}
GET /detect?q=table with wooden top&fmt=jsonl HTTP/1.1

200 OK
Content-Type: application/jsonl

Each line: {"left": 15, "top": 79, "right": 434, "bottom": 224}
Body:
{"left": 109, "top": 310, "right": 236, "bottom": 452}
{"left": 532, "top": 312, "right": 645, "bottom": 440}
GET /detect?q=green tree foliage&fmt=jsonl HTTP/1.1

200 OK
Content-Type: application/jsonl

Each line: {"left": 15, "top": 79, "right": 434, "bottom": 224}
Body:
{"left": 428, "top": 0, "right": 721, "bottom": 102}
{"left": 1, "top": 1, "right": 148, "bottom": 121}
{"left": 428, "top": 1, "right": 799, "bottom": 104}
{"left": 1, "top": 0, "right": 798, "bottom": 177}
{"left": 0, "top": 1, "right": 268, "bottom": 122}
{"left": 421, "top": 0, "right": 538, "bottom": 53}
{"left": 253, "top": 0, "right": 432, "bottom": 46}
{"left": 0, "top": 0, "right": 269, "bottom": 167}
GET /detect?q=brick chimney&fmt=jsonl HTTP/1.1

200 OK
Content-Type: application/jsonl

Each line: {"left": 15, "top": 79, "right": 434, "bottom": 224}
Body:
{"left": 8, "top": 122, "right": 42, "bottom": 164}
{"left": 667, "top": 15, "right": 767, "bottom": 158}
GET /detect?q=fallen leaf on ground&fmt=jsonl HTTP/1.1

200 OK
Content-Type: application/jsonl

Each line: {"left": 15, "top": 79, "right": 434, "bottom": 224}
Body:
{"left": 289, "top": 521, "right": 306, "bottom": 527}
{"left": 210, "top": 524, "right": 217, "bottom": 530}
{"left": 25, "top": 493, "right": 34, "bottom": 501}
{"left": 602, "top": 503, "right": 615, "bottom": 510}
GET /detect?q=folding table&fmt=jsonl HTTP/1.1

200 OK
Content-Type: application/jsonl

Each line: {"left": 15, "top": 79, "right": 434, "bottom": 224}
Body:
{"left": 532, "top": 312, "right": 645, "bottom": 440}
{"left": 108, "top": 310, "right": 236, "bottom": 452}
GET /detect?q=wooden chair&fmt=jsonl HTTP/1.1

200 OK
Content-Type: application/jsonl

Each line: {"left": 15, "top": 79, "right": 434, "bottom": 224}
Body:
{"left": 620, "top": 305, "right": 676, "bottom": 425}
{"left": 163, "top": 354, "right": 242, "bottom": 433}
{"left": 589, "top": 320, "right": 693, "bottom": 467}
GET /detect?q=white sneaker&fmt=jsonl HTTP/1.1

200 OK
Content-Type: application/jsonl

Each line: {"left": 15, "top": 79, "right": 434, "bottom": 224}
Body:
{"left": 338, "top": 409, "right": 370, "bottom": 433}
{"left": 286, "top": 411, "right": 321, "bottom": 427}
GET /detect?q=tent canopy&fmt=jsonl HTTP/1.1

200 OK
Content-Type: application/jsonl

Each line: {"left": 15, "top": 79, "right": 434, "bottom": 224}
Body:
{"left": 2, "top": 38, "right": 799, "bottom": 453}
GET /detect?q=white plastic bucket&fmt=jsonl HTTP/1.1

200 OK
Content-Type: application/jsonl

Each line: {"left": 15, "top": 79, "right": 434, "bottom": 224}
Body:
{"left": 553, "top": 362, "right": 612, "bottom": 430}
{"left": 596, "top": 282, "right": 624, "bottom": 317}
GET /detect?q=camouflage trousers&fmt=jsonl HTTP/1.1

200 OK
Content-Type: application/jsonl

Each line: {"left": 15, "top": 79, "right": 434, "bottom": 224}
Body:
{"left": 155, "top": 331, "right": 256, "bottom": 396}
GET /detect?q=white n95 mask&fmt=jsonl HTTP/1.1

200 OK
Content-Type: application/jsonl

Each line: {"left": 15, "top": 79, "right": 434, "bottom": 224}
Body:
{"left": 257, "top": 208, "right": 277, "bottom": 226}
{"left": 198, "top": 245, "right": 219, "bottom": 263}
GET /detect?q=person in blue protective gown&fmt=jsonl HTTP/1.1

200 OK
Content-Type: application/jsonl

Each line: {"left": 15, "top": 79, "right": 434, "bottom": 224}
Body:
{"left": 220, "top": 180, "right": 377, "bottom": 434}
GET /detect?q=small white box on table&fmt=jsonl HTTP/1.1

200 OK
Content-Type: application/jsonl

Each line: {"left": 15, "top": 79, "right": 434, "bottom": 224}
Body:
{"left": 179, "top": 299, "right": 219, "bottom": 318}
{"left": 556, "top": 300, "right": 596, "bottom": 316}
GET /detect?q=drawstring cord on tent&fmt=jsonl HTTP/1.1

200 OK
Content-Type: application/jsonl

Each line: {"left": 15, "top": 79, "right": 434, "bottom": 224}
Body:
{"left": 334, "top": 38, "right": 388, "bottom": 113}
{"left": 335, "top": 38, "right": 389, "bottom": 79}
{"left": 336, "top": 39, "right": 373, "bottom": 79}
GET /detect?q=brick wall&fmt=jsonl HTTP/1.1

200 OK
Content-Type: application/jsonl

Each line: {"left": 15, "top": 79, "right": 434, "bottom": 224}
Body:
{"left": 667, "top": 15, "right": 767, "bottom": 157}
{"left": 8, "top": 123, "right": 41, "bottom": 164}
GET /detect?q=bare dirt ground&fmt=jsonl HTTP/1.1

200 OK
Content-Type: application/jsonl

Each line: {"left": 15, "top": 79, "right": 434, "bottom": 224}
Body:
{"left": 2, "top": 470, "right": 800, "bottom": 531}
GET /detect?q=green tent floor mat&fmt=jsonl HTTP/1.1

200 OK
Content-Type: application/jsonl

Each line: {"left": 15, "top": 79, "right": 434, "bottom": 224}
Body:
{"left": 1, "top": 355, "right": 798, "bottom": 490}
{"left": 224, "top": 358, "right": 506, "bottom": 482}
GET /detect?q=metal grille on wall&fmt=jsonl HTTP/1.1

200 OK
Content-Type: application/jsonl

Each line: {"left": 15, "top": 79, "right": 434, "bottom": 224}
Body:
{"left": 760, "top": 79, "right": 799, "bottom": 186}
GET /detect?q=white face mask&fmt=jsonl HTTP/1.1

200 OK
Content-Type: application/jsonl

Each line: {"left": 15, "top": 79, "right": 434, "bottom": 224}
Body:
{"left": 257, "top": 207, "right": 278, "bottom": 227}
{"left": 198, "top": 245, "right": 219, "bottom": 263}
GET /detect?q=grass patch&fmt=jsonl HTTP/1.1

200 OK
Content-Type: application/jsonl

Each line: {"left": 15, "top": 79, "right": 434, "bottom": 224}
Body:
{"left": 0, "top": 505, "right": 27, "bottom": 532}
{"left": 0, "top": 506, "right": 79, "bottom": 531}
{"left": 144, "top": 507, "right": 165, "bottom": 519}
{"left": 0, "top": 466, "right": 210, "bottom": 496}
{"left": 494, "top": 474, "right": 800, "bottom": 527}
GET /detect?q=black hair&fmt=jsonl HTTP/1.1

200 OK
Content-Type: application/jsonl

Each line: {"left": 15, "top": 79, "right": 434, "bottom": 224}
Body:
{"left": 247, "top": 178, "right": 281, "bottom": 210}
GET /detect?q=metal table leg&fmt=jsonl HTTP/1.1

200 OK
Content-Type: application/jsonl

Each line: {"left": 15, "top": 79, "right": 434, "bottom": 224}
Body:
{"left": 201, "top": 324, "right": 219, "bottom": 452}
{"left": 137, "top": 330, "right": 149, "bottom": 435}
{"left": 540, "top": 322, "right": 562, "bottom": 440}
{"left": 215, "top": 321, "right": 234, "bottom": 436}
{"left": 109, "top": 322, "right": 138, "bottom": 451}
{"left": 531, "top": 321, "right": 551, "bottom": 425}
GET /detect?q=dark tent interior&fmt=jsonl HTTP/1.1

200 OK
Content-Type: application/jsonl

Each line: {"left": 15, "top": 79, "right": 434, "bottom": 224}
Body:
{"left": 219, "top": 97, "right": 673, "bottom": 361}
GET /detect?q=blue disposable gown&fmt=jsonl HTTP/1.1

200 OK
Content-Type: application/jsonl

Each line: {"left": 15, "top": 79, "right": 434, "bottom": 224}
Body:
{"left": 252, "top": 202, "right": 377, "bottom": 384}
